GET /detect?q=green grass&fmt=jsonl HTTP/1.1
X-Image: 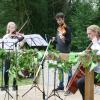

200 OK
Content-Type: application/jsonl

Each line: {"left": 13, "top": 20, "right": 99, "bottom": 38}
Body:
{"left": 0, "top": 71, "right": 33, "bottom": 87}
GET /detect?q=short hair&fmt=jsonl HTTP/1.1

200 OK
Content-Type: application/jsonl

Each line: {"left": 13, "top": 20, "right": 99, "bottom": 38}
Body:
{"left": 87, "top": 25, "right": 100, "bottom": 37}
{"left": 55, "top": 12, "right": 65, "bottom": 19}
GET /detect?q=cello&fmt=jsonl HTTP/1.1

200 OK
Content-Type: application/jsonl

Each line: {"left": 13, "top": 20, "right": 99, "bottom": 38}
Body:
{"left": 66, "top": 63, "right": 85, "bottom": 94}
{"left": 65, "top": 43, "right": 92, "bottom": 94}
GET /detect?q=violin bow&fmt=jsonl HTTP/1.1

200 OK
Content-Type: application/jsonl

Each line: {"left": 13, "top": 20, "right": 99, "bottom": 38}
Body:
{"left": 85, "top": 42, "right": 93, "bottom": 51}
{"left": 18, "top": 18, "right": 29, "bottom": 33}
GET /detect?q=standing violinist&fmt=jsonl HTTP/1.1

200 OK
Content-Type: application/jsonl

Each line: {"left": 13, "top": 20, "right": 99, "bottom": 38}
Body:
{"left": 52, "top": 12, "right": 72, "bottom": 93}
{"left": 3, "top": 21, "right": 24, "bottom": 90}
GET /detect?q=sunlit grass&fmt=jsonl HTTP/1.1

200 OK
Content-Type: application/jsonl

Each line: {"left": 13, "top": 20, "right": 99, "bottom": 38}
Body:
{"left": 0, "top": 71, "right": 33, "bottom": 87}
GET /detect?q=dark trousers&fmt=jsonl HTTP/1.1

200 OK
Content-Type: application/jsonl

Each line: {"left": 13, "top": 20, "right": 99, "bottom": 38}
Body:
{"left": 58, "top": 67, "right": 72, "bottom": 88}
{"left": 77, "top": 72, "right": 99, "bottom": 100}
{"left": 4, "top": 57, "right": 16, "bottom": 87}
{"left": 77, "top": 76, "right": 85, "bottom": 100}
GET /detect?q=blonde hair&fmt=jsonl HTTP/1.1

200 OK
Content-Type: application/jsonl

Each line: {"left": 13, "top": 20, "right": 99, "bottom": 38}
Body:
{"left": 87, "top": 25, "right": 100, "bottom": 37}
{"left": 6, "top": 22, "right": 17, "bottom": 34}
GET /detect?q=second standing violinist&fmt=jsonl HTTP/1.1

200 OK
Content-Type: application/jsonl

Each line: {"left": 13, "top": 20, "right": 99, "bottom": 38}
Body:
{"left": 53, "top": 12, "right": 72, "bottom": 93}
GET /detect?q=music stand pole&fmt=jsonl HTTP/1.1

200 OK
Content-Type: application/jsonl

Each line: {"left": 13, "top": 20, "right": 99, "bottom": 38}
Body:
{"left": 14, "top": 42, "right": 19, "bottom": 100}
{"left": 47, "top": 66, "right": 63, "bottom": 100}
{"left": 1, "top": 41, "right": 4, "bottom": 90}
{"left": 3, "top": 47, "right": 14, "bottom": 100}
{"left": 41, "top": 56, "right": 45, "bottom": 100}
{"left": 22, "top": 39, "right": 52, "bottom": 100}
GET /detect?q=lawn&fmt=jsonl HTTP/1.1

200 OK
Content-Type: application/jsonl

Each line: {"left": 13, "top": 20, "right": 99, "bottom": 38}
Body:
{"left": 0, "top": 71, "right": 33, "bottom": 87}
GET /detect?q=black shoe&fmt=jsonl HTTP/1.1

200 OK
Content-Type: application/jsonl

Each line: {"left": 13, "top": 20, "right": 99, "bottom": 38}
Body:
{"left": 54, "top": 86, "right": 64, "bottom": 91}
{"left": 1, "top": 85, "right": 8, "bottom": 91}
{"left": 12, "top": 85, "right": 17, "bottom": 91}
{"left": 64, "top": 90, "right": 72, "bottom": 96}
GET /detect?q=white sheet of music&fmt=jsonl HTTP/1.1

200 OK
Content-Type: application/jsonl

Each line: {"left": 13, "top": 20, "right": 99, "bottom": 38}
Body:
{"left": 24, "top": 34, "right": 48, "bottom": 47}
{"left": 0, "top": 38, "right": 18, "bottom": 50}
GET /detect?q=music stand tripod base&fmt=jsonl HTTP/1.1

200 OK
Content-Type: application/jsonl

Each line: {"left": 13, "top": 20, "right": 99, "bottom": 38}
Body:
{"left": 47, "top": 67, "right": 63, "bottom": 100}
{"left": 22, "top": 82, "right": 43, "bottom": 97}
{"left": 47, "top": 90, "right": 63, "bottom": 100}
{"left": 4, "top": 89, "right": 14, "bottom": 100}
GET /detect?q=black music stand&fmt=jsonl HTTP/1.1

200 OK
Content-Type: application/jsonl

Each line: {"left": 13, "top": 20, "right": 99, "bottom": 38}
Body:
{"left": 46, "top": 66, "right": 63, "bottom": 100}
{"left": 22, "top": 34, "right": 49, "bottom": 100}
{"left": 0, "top": 39, "right": 17, "bottom": 100}
{"left": 0, "top": 39, "right": 4, "bottom": 90}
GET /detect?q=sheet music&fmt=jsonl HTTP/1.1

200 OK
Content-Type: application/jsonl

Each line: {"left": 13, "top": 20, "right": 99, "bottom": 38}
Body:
{"left": 0, "top": 38, "right": 18, "bottom": 50}
{"left": 24, "top": 34, "right": 48, "bottom": 47}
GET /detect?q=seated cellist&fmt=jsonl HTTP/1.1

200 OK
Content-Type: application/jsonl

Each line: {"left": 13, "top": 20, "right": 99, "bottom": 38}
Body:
{"left": 77, "top": 25, "right": 100, "bottom": 100}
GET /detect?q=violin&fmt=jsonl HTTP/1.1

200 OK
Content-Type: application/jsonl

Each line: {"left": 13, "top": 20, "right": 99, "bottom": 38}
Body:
{"left": 57, "top": 23, "right": 67, "bottom": 36}
{"left": 9, "top": 19, "right": 28, "bottom": 39}
{"left": 57, "top": 23, "right": 68, "bottom": 43}
{"left": 10, "top": 31, "right": 24, "bottom": 39}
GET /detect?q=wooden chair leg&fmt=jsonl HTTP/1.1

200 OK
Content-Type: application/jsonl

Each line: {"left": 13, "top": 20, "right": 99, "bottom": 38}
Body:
{"left": 85, "top": 69, "right": 94, "bottom": 100}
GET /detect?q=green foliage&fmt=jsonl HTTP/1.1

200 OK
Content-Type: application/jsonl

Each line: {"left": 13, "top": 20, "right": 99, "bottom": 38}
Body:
{"left": 48, "top": 51, "right": 79, "bottom": 72}
{"left": 69, "top": 1, "right": 97, "bottom": 51}
{"left": 47, "top": 47, "right": 60, "bottom": 68}
{"left": 96, "top": 73, "right": 100, "bottom": 82}
{"left": 80, "top": 52, "right": 92, "bottom": 68}
{"left": 0, "top": 0, "right": 17, "bottom": 36}
{"left": 47, "top": 49, "right": 100, "bottom": 81}
{"left": 58, "top": 52, "right": 79, "bottom": 72}
{"left": 0, "top": 49, "right": 7, "bottom": 58}
{"left": 0, "top": 49, "right": 44, "bottom": 79}
{"left": 0, "top": 0, "right": 48, "bottom": 36}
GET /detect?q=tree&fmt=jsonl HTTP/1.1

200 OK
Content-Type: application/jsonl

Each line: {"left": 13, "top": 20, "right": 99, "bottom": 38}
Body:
{"left": 69, "top": 1, "right": 97, "bottom": 51}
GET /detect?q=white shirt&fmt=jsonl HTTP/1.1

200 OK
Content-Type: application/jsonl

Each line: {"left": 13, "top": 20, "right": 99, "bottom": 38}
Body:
{"left": 91, "top": 39, "right": 100, "bottom": 55}
{"left": 91, "top": 39, "right": 100, "bottom": 73}
{"left": 2, "top": 34, "right": 20, "bottom": 51}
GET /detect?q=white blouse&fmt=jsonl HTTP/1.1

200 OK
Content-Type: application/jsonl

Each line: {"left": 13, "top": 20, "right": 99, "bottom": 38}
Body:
{"left": 91, "top": 39, "right": 100, "bottom": 73}
{"left": 2, "top": 34, "right": 20, "bottom": 51}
